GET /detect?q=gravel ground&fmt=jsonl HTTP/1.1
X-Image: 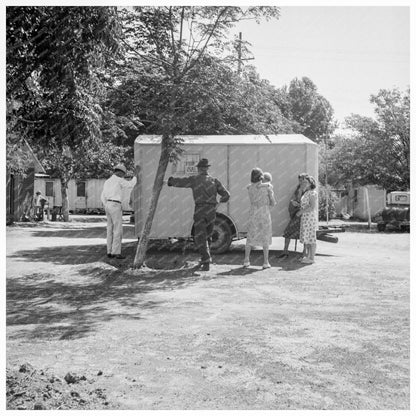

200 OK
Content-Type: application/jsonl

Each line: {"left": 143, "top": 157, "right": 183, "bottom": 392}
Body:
{"left": 6, "top": 220, "right": 411, "bottom": 411}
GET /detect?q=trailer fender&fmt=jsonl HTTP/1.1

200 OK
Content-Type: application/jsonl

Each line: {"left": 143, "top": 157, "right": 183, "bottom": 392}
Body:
{"left": 216, "top": 213, "right": 237, "bottom": 238}
{"left": 191, "top": 213, "right": 237, "bottom": 254}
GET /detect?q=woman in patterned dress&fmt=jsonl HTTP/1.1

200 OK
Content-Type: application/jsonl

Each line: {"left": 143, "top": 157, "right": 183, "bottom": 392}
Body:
{"left": 278, "top": 173, "right": 308, "bottom": 258}
{"left": 296, "top": 175, "right": 318, "bottom": 264}
{"left": 244, "top": 168, "right": 276, "bottom": 269}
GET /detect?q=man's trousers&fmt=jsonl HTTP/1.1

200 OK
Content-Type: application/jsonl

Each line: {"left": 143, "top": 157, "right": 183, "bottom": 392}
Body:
{"left": 105, "top": 201, "right": 123, "bottom": 255}
{"left": 193, "top": 205, "right": 216, "bottom": 264}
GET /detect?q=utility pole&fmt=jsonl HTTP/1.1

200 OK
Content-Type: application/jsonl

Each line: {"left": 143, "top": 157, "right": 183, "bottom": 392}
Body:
{"left": 237, "top": 32, "right": 242, "bottom": 74}
{"left": 324, "top": 136, "right": 329, "bottom": 224}
{"left": 236, "top": 32, "right": 254, "bottom": 74}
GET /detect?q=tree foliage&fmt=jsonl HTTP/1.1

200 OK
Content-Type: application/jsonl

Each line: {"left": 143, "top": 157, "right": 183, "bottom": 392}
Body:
{"left": 7, "top": 6, "right": 120, "bottom": 153}
{"left": 318, "top": 186, "right": 338, "bottom": 221}
{"left": 326, "top": 88, "right": 410, "bottom": 192}
{"left": 276, "top": 77, "right": 336, "bottom": 141}
{"left": 104, "top": 56, "right": 296, "bottom": 143}
{"left": 7, "top": 6, "right": 123, "bottom": 218}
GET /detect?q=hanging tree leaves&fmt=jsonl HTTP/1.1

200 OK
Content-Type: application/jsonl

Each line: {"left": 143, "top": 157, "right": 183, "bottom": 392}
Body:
{"left": 7, "top": 6, "right": 122, "bottom": 219}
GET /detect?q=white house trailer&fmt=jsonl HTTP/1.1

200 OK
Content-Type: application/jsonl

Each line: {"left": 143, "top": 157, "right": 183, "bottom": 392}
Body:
{"left": 334, "top": 185, "right": 386, "bottom": 220}
{"left": 133, "top": 134, "right": 318, "bottom": 252}
{"left": 34, "top": 176, "right": 133, "bottom": 213}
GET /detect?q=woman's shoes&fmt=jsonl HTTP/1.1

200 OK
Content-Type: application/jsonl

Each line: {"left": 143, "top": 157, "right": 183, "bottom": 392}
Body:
{"left": 243, "top": 261, "right": 272, "bottom": 268}
{"left": 278, "top": 253, "right": 289, "bottom": 259}
{"left": 300, "top": 258, "right": 314, "bottom": 264}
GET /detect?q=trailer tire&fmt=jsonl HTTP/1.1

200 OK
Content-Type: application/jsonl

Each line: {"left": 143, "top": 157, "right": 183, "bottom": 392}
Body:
{"left": 211, "top": 217, "right": 232, "bottom": 254}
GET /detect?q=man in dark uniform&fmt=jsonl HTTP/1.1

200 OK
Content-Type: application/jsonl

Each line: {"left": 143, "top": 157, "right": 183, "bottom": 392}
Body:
{"left": 167, "top": 158, "right": 230, "bottom": 271}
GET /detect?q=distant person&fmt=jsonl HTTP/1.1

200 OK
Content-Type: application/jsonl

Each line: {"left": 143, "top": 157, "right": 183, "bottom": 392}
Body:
{"left": 244, "top": 167, "right": 276, "bottom": 269}
{"left": 296, "top": 175, "right": 318, "bottom": 264}
{"left": 278, "top": 173, "right": 308, "bottom": 259}
{"left": 34, "top": 191, "right": 48, "bottom": 221}
{"left": 101, "top": 164, "right": 139, "bottom": 259}
{"left": 167, "top": 158, "right": 230, "bottom": 271}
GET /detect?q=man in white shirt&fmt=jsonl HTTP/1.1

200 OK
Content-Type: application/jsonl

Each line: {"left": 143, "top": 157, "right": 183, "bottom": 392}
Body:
{"left": 101, "top": 164, "right": 139, "bottom": 259}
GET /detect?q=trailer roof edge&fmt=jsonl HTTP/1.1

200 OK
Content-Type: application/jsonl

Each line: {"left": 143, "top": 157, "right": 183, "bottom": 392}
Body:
{"left": 134, "top": 134, "right": 316, "bottom": 145}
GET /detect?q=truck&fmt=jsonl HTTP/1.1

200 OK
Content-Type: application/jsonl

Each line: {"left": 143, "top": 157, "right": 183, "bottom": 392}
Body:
{"left": 376, "top": 191, "right": 410, "bottom": 232}
{"left": 133, "top": 134, "right": 319, "bottom": 253}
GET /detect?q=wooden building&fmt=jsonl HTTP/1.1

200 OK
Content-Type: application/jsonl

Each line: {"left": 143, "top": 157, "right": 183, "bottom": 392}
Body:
{"left": 6, "top": 141, "right": 45, "bottom": 223}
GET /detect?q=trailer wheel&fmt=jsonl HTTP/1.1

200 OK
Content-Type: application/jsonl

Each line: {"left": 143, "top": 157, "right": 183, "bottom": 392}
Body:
{"left": 211, "top": 217, "right": 232, "bottom": 254}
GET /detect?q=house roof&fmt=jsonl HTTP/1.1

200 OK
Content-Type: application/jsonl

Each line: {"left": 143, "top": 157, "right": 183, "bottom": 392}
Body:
{"left": 23, "top": 140, "right": 46, "bottom": 173}
{"left": 135, "top": 134, "right": 315, "bottom": 146}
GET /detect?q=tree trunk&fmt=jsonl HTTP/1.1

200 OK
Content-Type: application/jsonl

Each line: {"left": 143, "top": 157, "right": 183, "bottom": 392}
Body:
{"left": 60, "top": 178, "right": 70, "bottom": 222}
{"left": 133, "top": 137, "right": 171, "bottom": 268}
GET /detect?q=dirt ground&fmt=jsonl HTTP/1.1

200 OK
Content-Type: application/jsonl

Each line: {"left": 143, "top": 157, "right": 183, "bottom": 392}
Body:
{"left": 5, "top": 218, "right": 410, "bottom": 410}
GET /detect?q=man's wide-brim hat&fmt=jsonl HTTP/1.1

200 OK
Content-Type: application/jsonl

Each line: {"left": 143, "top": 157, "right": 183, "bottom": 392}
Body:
{"left": 196, "top": 158, "right": 210, "bottom": 168}
{"left": 114, "top": 164, "right": 127, "bottom": 174}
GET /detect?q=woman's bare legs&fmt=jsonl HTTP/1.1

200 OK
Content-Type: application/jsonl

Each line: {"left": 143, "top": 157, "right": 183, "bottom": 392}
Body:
{"left": 300, "top": 244, "right": 310, "bottom": 260}
{"left": 301, "top": 243, "right": 315, "bottom": 263}
{"left": 309, "top": 243, "right": 316, "bottom": 261}
{"left": 244, "top": 244, "right": 252, "bottom": 266}
{"left": 278, "top": 238, "right": 290, "bottom": 258}
{"left": 283, "top": 238, "right": 290, "bottom": 253}
{"left": 263, "top": 245, "right": 270, "bottom": 268}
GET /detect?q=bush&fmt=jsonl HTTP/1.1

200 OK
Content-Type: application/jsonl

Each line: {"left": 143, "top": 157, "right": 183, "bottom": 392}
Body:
{"left": 318, "top": 185, "right": 338, "bottom": 221}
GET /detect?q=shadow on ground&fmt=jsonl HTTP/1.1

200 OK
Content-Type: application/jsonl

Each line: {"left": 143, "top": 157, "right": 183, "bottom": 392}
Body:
{"left": 9, "top": 240, "right": 331, "bottom": 270}
{"left": 30, "top": 226, "right": 107, "bottom": 239}
{"left": 7, "top": 240, "right": 335, "bottom": 341}
{"left": 6, "top": 262, "right": 204, "bottom": 342}
{"left": 28, "top": 224, "right": 136, "bottom": 239}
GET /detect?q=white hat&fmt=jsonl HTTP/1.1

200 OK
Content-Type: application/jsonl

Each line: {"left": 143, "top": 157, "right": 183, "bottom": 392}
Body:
{"left": 114, "top": 164, "right": 127, "bottom": 174}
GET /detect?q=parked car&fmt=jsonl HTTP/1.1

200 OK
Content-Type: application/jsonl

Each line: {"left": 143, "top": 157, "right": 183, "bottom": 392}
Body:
{"left": 376, "top": 191, "right": 410, "bottom": 232}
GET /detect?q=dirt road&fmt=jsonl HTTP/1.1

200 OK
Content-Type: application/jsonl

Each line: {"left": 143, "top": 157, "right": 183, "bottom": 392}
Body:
{"left": 6, "top": 220, "right": 410, "bottom": 410}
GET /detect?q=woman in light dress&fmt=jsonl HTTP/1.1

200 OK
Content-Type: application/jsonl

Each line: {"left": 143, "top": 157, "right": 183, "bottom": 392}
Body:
{"left": 296, "top": 175, "right": 318, "bottom": 264}
{"left": 244, "top": 168, "right": 276, "bottom": 269}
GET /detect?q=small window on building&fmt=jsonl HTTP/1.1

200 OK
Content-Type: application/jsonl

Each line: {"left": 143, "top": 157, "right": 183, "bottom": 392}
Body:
{"left": 45, "top": 181, "right": 54, "bottom": 197}
{"left": 77, "top": 181, "right": 86, "bottom": 197}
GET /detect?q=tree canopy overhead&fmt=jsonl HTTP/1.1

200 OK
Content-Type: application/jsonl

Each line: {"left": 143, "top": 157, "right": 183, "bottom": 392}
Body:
{"left": 7, "top": 6, "right": 123, "bottom": 219}
{"left": 7, "top": 6, "right": 122, "bottom": 169}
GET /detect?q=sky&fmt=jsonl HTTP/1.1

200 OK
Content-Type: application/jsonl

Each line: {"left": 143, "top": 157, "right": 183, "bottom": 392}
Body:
{"left": 231, "top": 6, "right": 410, "bottom": 123}
{"left": 1, "top": 2, "right": 411, "bottom": 124}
